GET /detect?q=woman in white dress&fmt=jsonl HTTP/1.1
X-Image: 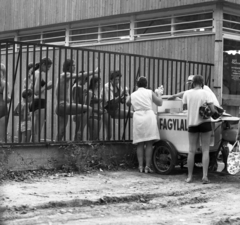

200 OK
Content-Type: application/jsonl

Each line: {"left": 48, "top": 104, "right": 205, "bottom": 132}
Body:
{"left": 126, "top": 77, "right": 163, "bottom": 173}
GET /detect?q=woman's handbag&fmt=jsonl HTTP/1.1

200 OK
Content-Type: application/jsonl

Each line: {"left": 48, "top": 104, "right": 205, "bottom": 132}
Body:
{"left": 199, "top": 103, "right": 224, "bottom": 120}
{"left": 227, "top": 140, "right": 240, "bottom": 175}
{"left": 212, "top": 105, "right": 224, "bottom": 120}
{"left": 199, "top": 103, "right": 212, "bottom": 119}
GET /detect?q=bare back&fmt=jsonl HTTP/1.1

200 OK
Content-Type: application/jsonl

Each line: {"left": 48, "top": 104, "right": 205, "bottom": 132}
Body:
{"left": 56, "top": 73, "right": 71, "bottom": 104}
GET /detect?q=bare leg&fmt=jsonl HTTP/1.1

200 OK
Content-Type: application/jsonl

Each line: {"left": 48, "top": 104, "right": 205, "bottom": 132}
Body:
{"left": 145, "top": 141, "right": 153, "bottom": 167}
{"left": 137, "top": 142, "right": 144, "bottom": 168}
{"left": 26, "top": 130, "right": 31, "bottom": 142}
{"left": 187, "top": 132, "right": 199, "bottom": 182}
{"left": 201, "top": 131, "right": 211, "bottom": 180}
{"left": 32, "top": 109, "right": 45, "bottom": 142}
{"left": 56, "top": 115, "right": 68, "bottom": 141}
{"left": 0, "top": 117, "right": 6, "bottom": 142}
{"left": 74, "top": 113, "right": 88, "bottom": 141}
{"left": 103, "top": 112, "right": 112, "bottom": 140}
{"left": 89, "top": 118, "right": 102, "bottom": 140}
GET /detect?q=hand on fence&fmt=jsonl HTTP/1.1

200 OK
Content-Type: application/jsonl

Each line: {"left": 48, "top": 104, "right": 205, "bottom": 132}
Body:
{"left": 94, "top": 67, "right": 100, "bottom": 74}
{"left": 46, "top": 81, "right": 53, "bottom": 90}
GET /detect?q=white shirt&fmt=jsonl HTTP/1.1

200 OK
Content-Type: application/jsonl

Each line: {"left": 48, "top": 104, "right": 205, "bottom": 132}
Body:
{"left": 182, "top": 88, "right": 213, "bottom": 127}
{"left": 100, "top": 82, "right": 123, "bottom": 106}
{"left": 203, "top": 85, "right": 220, "bottom": 107}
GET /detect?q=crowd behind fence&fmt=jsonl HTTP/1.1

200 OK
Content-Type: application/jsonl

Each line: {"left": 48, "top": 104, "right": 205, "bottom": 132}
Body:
{"left": 0, "top": 41, "right": 214, "bottom": 144}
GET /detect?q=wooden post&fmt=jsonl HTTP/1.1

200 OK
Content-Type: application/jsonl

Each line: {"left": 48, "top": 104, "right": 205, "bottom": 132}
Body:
{"left": 213, "top": 1, "right": 223, "bottom": 105}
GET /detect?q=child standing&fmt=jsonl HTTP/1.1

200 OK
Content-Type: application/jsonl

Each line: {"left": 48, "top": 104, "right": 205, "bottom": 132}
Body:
{"left": 14, "top": 89, "right": 33, "bottom": 142}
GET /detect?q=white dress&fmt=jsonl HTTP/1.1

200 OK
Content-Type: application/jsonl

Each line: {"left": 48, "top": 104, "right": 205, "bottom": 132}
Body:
{"left": 131, "top": 88, "right": 160, "bottom": 144}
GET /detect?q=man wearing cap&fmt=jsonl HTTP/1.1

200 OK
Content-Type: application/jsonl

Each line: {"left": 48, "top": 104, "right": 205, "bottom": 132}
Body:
{"left": 101, "top": 70, "right": 132, "bottom": 140}
{"left": 168, "top": 75, "right": 220, "bottom": 107}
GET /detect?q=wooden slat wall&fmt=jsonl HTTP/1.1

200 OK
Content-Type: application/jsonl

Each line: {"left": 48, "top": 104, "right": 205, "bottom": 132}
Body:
{"left": 86, "top": 35, "right": 215, "bottom": 64}
{"left": 0, "top": 0, "right": 219, "bottom": 32}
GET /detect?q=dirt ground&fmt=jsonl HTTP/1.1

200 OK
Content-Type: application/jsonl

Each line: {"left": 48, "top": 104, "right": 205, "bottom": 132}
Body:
{"left": 0, "top": 166, "right": 240, "bottom": 225}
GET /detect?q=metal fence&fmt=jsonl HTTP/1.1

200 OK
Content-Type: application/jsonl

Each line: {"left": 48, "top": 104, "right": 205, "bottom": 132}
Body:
{"left": 0, "top": 41, "right": 214, "bottom": 144}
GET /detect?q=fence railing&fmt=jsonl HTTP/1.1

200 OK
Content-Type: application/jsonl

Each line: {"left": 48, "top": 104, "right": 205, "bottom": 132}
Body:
{"left": 0, "top": 41, "right": 214, "bottom": 144}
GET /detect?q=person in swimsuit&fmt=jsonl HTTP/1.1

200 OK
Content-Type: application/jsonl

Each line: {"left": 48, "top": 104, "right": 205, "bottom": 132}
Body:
{"left": 101, "top": 70, "right": 132, "bottom": 140}
{"left": 72, "top": 71, "right": 88, "bottom": 141}
{"left": 55, "top": 59, "right": 99, "bottom": 141}
{"left": 30, "top": 57, "right": 53, "bottom": 142}
{"left": 0, "top": 63, "right": 10, "bottom": 142}
{"left": 87, "top": 76, "right": 103, "bottom": 140}
{"left": 14, "top": 89, "right": 33, "bottom": 143}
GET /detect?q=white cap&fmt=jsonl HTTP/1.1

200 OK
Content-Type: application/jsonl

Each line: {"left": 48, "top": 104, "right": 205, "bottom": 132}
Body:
{"left": 186, "top": 75, "right": 195, "bottom": 83}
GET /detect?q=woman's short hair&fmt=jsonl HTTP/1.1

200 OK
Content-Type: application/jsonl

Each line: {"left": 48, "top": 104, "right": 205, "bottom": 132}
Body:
{"left": 110, "top": 70, "right": 122, "bottom": 80}
{"left": 89, "top": 76, "right": 101, "bottom": 90}
{"left": 40, "top": 57, "right": 52, "bottom": 66}
{"left": 137, "top": 76, "right": 148, "bottom": 88}
{"left": 63, "top": 59, "right": 74, "bottom": 72}
{"left": 192, "top": 75, "right": 204, "bottom": 87}
{"left": 28, "top": 62, "right": 40, "bottom": 75}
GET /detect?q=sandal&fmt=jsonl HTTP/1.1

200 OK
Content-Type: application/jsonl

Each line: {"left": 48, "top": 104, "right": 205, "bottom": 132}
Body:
{"left": 144, "top": 166, "right": 153, "bottom": 174}
{"left": 185, "top": 177, "right": 193, "bottom": 183}
{"left": 138, "top": 166, "right": 144, "bottom": 173}
{"left": 202, "top": 178, "right": 210, "bottom": 184}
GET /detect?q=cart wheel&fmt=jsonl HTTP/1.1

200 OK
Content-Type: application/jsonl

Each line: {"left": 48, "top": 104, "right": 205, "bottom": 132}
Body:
{"left": 152, "top": 140, "right": 177, "bottom": 175}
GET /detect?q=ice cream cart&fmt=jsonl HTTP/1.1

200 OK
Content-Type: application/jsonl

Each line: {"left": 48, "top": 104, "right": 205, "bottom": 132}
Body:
{"left": 152, "top": 97, "right": 239, "bottom": 175}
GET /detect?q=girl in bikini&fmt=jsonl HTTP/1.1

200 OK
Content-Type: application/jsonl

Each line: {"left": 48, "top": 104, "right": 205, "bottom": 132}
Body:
{"left": 87, "top": 76, "right": 103, "bottom": 140}
{"left": 30, "top": 58, "right": 53, "bottom": 142}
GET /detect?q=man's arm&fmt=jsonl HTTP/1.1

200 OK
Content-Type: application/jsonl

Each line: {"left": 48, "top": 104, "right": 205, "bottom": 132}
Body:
{"left": 126, "top": 95, "right": 131, "bottom": 107}
{"left": 168, "top": 91, "right": 185, "bottom": 100}
{"left": 65, "top": 67, "right": 99, "bottom": 81}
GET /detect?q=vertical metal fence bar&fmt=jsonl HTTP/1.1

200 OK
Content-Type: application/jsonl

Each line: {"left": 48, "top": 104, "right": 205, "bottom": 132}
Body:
{"left": 19, "top": 45, "right": 23, "bottom": 143}
{"left": 69, "top": 49, "right": 73, "bottom": 141}
{"left": 74, "top": 49, "right": 79, "bottom": 142}
{"left": 57, "top": 48, "right": 61, "bottom": 142}
{"left": 123, "top": 55, "right": 127, "bottom": 141}
{"left": 118, "top": 54, "right": 121, "bottom": 141}
{"left": 170, "top": 60, "right": 174, "bottom": 94}
{"left": 97, "top": 52, "right": 100, "bottom": 141}
{"left": 108, "top": 54, "right": 111, "bottom": 141}
{"left": 5, "top": 44, "right": 9, "bottom": 143}
{"left": 63, "top": 48, "right": 67, "bottom": 141}
{"left": 113, "top": 53, "right": 116, "bottom": 141}
{"left": 31, "top": 45, "right": 36, "bottom": 142}
{"left": 184, "top": 62, "right": 187, "bottom": 90}
{"left": 11, "top": 43, "right": 16, "bottom": 143}
{"left": 128, "top": 56, "right": 132, "bottom": 141}
{"left": 153, "top": 58, "right": 155, "bottom": 91}
{"left": 86, "top": 50, "right": 90, "bottom": 141}
{"left": 25, "top": 45, "right": 29, "bottom": 140}
{"left": 38, "top": 45, "right": 43, "bottom": 142}
{"left": 175, "top": 61, "right": 178, "bottom": 94}
{"left": 162, "top": 60, "right": 165, "bottom": 92}
{"left": 44, "top": 46, "right": 49, "bottom": 142}
{"left": 51, "top": 47, "right": 55, "bottom": 142}
{"left": 91, "top": 51, "right": 95, "bottom": 140}
{"left": 80, "top": 50, "right": 84, "bottom": 141}
{"left": 204, "top": 64, "right": 207, "bottom": 86}
{"left": 102, "top": 53, "right": 106, "bottom": 141}
{"left": 188, "top": 62, "right": 191, "bottom": 77}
